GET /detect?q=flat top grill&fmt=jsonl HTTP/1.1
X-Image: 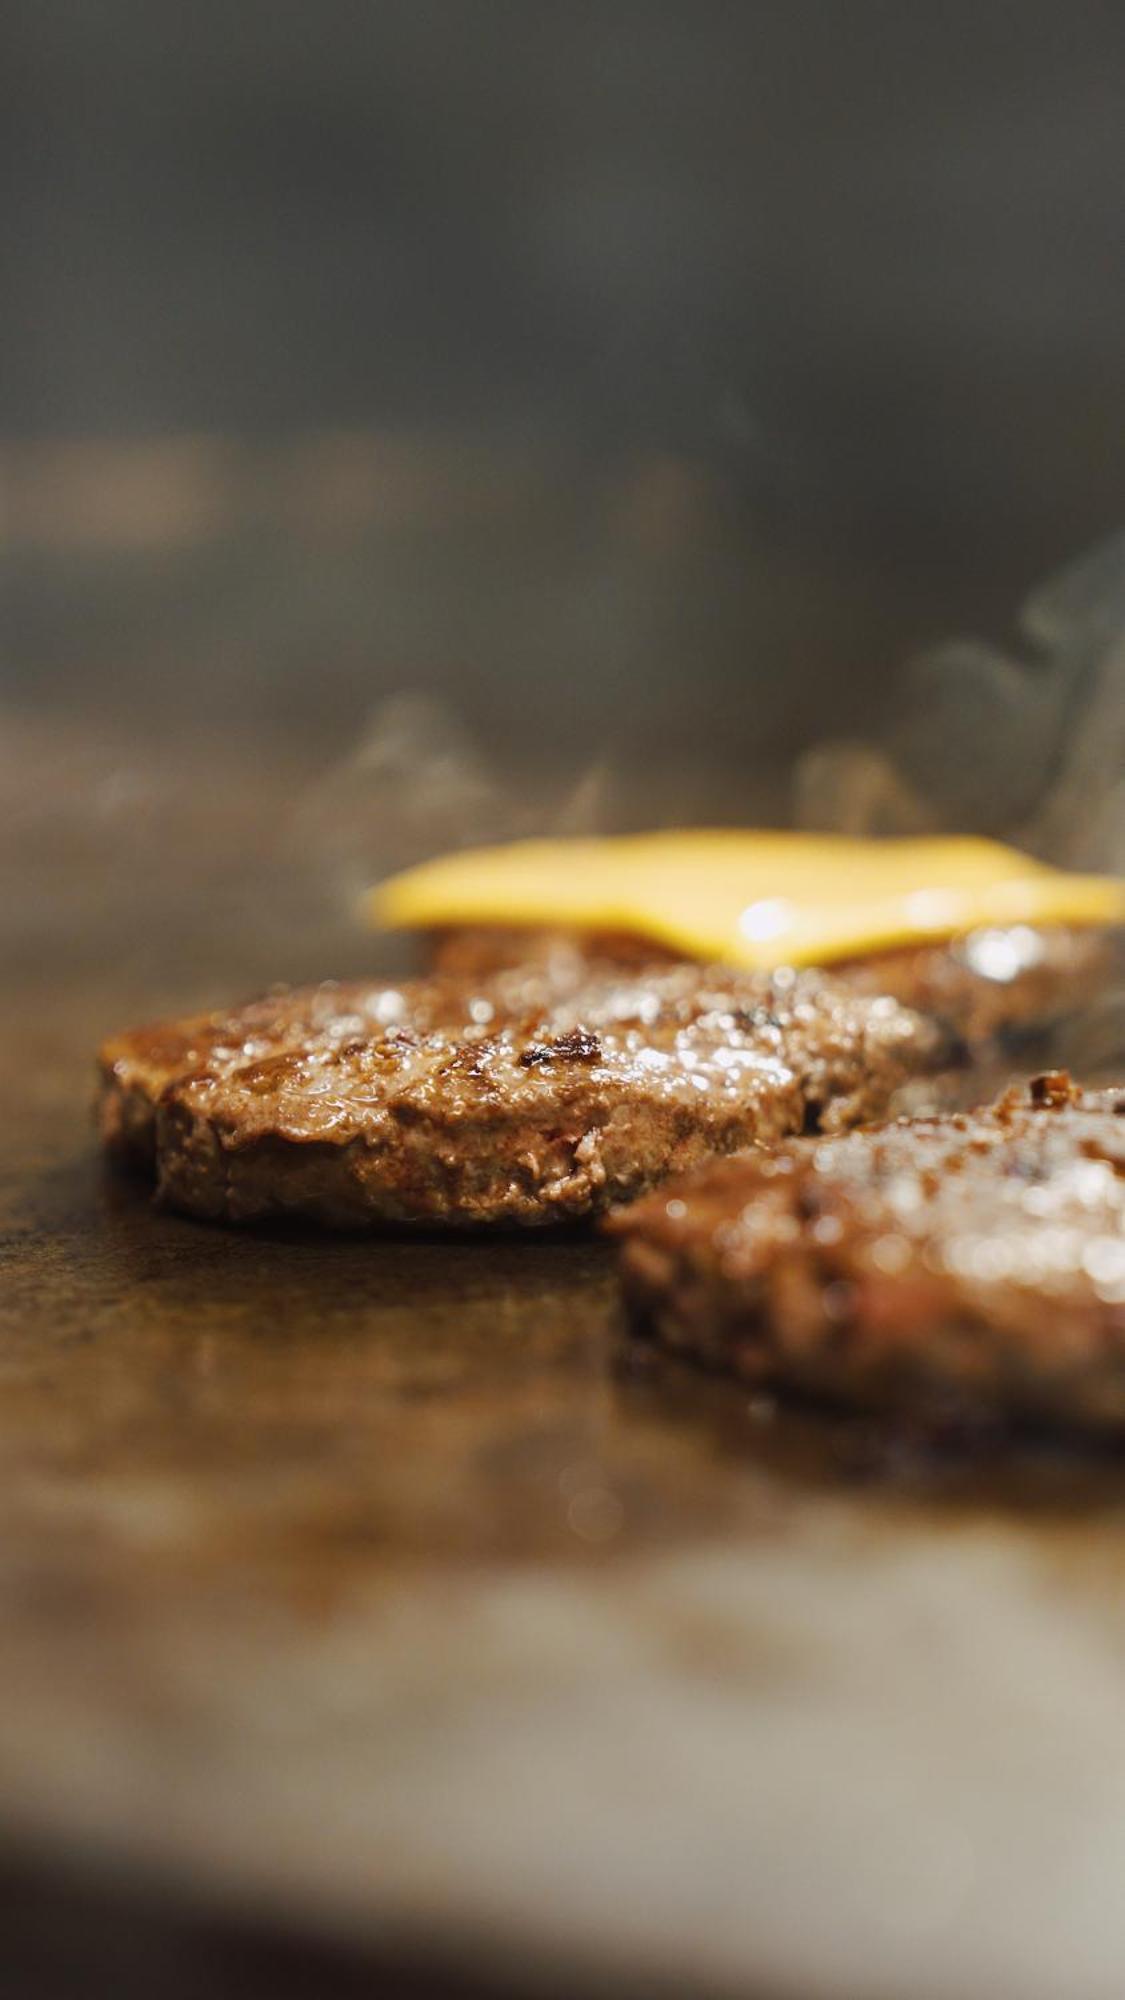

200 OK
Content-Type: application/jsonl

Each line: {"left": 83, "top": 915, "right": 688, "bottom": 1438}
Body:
{"left": 7, "top": 727, "right": 1125, "bottom": 2000}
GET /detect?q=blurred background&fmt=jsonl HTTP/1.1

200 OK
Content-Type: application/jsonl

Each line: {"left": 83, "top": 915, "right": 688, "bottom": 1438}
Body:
{"left": 8, "top": 14, "right": 1125, "bottom": 1996}
{"left": 5, "top": 0, "right": 1125, "bottom": 828}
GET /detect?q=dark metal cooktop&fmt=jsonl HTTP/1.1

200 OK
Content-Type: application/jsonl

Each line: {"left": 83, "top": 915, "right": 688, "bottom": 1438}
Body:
{"left": 7, "top": 720, "right": 1125, "bottom": 2000}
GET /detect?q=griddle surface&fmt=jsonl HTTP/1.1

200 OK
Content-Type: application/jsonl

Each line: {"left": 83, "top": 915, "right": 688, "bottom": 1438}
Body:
{"left": 7, "top": 739, "right": 1125, "bottom": 2000}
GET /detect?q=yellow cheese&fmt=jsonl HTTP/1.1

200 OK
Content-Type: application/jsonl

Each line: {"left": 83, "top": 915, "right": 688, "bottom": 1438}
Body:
{"left": 366, "top": 832, "right": 1125, "bottom": 972}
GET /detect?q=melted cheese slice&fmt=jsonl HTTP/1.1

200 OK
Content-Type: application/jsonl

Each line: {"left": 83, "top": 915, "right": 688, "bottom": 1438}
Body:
{"left": 367, "top": 832, "right": 1125, "bottom": 971}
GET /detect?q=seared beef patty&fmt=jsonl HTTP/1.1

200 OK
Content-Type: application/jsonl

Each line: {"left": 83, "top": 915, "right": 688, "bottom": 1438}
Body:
{"left": 98, "top": 964, "right": 941, "bottom": 1229}
{"left": 99, "top": 976, "right": 472, "bottom": 1172}
{"left": 427, "top": 923, "right": 1119, "bottom": 1045}
{"left": 837, "top": 926, "right": 1120, "bottom": 1046}
{"left": 428, "top": 928, "right": 679, "bottom": 980}
{"left": 611, "top": 1071, "right": 1125, "bottom": 1432}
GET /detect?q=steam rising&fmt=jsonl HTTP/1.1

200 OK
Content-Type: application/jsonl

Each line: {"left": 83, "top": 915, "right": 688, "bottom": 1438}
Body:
{"left": 796, "top": 531, "right": 1125, "bottom": 872}
{"left": 302, "top": 531, "right": 1125, "bottom": 920}
{"left": 292, "top": 695, "right": 507, "bottom": 898}
{"left": 291, "top": 694, "right": 619, "bottom": 909}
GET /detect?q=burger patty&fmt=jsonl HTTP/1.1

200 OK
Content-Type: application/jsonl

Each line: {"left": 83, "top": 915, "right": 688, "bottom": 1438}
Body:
{"left": 611, "top": 1070, "right": 1125, "bottom": 1433}
{"left": 98, "top": 976, "right": 470, "bottom": 1173}
{"left": 836, "top": 926, "right": 1121, "bottom": 1047}
{"left": 97, "top": 963, "right": 941, "bottom": 1229}
{"left": 426, "top": 923, "right": 1120, "bottom": 1045}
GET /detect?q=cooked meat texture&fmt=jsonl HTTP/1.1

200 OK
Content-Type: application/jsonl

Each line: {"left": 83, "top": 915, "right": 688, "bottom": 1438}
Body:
{"left": 428, "top": 927, "right": 679, "bottom": 981}
{"left": 99, "top": 958, "right": 692, "bottom": 1170}
{"left": 427, "top": 923, "right": 1120, "bottom": 1045}
{"left": 837, "top": 926, "right": 1121, "bottom": 1046}
{"left": 99, "top": 964, "right": 942, "bottom": 1229}
{"left": 611, "top": 1070, "right": 1125, "bottom": 1433}
{"left": 98, "top": 977, "right": 473, "bottom": 1171}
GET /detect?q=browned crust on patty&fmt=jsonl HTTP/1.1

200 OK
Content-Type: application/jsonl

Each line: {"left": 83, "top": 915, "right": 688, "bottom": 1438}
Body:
{"left": 426, "top": 923, "right": 1121, "bottom": 1045}
{"left": 98, "top": 963, "right": 942, "bottom": 1229}
{"left": 835, "top": 926, "right": 1121, "bottom": 1045}
{"left": 610, "top": 1070, "right": 1125, "bottom": 1432}
{"left": 427, "top": 927, "right": 680, "bottom": 980}
{"left": 97, "top": 979, "right": 471, "bottom": 1172}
